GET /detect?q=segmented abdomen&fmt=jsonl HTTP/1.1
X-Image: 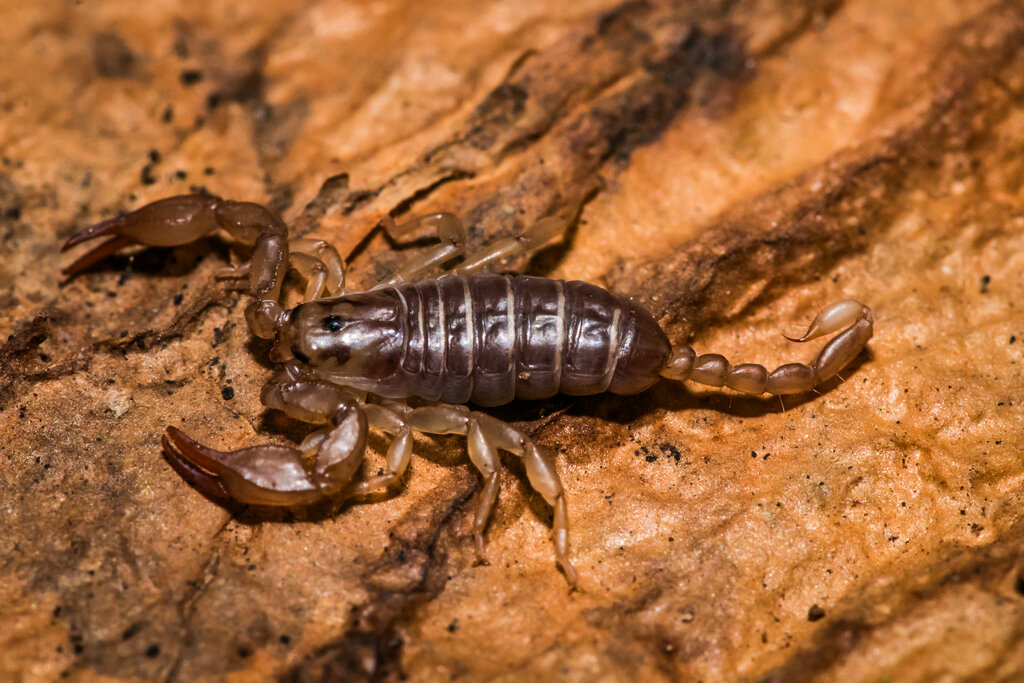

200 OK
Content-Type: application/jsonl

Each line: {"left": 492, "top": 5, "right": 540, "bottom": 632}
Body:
{"left": 384, "top": 274, "right": 670, "bottom": 407}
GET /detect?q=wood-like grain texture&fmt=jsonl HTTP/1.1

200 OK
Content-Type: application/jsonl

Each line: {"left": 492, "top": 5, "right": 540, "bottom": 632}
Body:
{"left": 2, "top": 1, "right": 1023, "bottom": 681}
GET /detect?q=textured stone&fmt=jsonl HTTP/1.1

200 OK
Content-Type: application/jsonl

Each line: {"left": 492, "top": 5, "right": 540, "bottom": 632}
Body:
{"left": 1, "top": 1, "right": 1022, "bottom": 681}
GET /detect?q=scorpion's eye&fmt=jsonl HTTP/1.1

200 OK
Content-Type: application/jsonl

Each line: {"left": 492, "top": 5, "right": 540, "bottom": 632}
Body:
{"left": 324, "top": 315, "right": 343, "bottom": 332}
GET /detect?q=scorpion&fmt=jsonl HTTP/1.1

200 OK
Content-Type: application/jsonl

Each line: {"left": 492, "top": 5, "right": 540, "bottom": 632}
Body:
{"left": 62, "top": 194, "right": 874, "bottom": 588}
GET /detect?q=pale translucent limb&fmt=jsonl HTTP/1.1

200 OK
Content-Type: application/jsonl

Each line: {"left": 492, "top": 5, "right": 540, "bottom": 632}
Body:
{"left": 291, "top": 238, "right": 346, "bottom": 301}
{"left": 343, "top": 404, "right": 414, "bottom": 498}
{"left": 454, "top": 216, "right": 567, "bottom": 276}
{"left": 375, "top": 212, "right": 567, "bottom": 284}
{"left": 466, "top": 421, "right": 500, "bottom": 565}
{"left": 377, "top": 213, "right": 467, "bottom": 285}
{"left": 405, "top": 405, "right": 578, "bottom": 589}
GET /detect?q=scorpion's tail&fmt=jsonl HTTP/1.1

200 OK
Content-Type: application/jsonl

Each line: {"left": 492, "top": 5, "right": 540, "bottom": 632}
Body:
{"left": 659, "top": 300, "right": 873, "bottom": 396}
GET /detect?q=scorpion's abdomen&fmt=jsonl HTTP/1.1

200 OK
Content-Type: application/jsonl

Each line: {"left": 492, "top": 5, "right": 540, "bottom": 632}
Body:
{"left": 557, "top": 278, "right": 671, "bottom": 399}
{"left": 394, "top": 275, "right": 670, "bottom": 407}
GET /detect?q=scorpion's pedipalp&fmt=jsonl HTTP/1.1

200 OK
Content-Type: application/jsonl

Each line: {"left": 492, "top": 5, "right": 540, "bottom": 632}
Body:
{"left": 162, "top": 403, "right": 368, "bottom": 507}
{"left": 163, "top": 427, "right": 321, "bottom": 506}
{"left": 61, "top": 194, "right": 347, "bottom": 345}
{"left": 65, "top": 195, "right": 223, "bottom": 248}
{"left": 60, "top": 194, "right": 224, "bottom": 275}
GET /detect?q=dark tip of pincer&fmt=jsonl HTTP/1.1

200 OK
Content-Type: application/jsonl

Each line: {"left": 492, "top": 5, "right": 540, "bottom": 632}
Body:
{"left": 60, "top": 214, "right": 128, "bottom": 252}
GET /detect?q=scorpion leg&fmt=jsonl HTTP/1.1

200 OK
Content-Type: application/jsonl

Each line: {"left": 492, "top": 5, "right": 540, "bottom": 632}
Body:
{"left": 332, "top": 403, "right": 495, "bottom": 566}
{"left": 342, "top": 404, "right": 414, "bottom": 498}
{"left": 378, "top": 213, "right": 467, "bottom": 285}
{"left": 661, "top": 300, "right": 874, "bottom": 396}
{"left": 405, "top": 405, "right": 578, "bottom": 588}
{"left": 161, "top": 378, "right": 368, "bottom": 506}
{"left": 465, "top": 420, "right": 500, "bottom": 565}
{"left": 290, "top": 238, "right": 346, "bottom": 301}
{"left": 454, "top": 216, "right": 567, "bottom": 276}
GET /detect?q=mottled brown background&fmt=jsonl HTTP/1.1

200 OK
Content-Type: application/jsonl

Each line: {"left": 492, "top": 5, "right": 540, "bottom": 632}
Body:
{"left": 2, "top": 1, "right": 1023, "bottom": 681}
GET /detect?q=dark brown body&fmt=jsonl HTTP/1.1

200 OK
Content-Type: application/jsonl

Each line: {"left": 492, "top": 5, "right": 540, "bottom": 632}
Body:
{"left": 290, "top": 274, "right": 671, "bottom": 407}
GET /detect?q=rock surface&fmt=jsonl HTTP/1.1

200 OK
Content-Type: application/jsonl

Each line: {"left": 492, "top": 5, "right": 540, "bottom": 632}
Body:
{"left": 1, "top": 1, "right": 1022, "bottom": 681}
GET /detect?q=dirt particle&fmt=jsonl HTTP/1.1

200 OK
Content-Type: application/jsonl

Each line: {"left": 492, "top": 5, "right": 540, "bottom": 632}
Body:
{"left": 92, "top": 32, "right": 136, "bottom": 78}
{"left": 180, "top": 69, "right": 203, "bottom": 86}
{"left": 807, "top": 604, "right": 826, "bottom": 622}
{"left": 659, "top": 443, "right": 682, "bottom": 462}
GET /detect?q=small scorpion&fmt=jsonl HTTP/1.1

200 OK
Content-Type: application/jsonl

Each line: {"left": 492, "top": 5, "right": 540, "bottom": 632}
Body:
{"left": 62, "top": 194, "right": 873, "bottom": 587}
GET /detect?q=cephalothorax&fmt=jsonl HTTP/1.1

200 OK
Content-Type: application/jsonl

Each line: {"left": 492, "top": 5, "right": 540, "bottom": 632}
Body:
{"left": 63, "top": 194, "right": 873, "bottom": 587}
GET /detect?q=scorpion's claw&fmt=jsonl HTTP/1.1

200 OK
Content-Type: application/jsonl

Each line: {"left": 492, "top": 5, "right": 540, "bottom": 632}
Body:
{"left": 61, "top": 195, "right": 224, "bottom": 276}
{"left": 61, "top": 210, "right": 138, "bottom": 277}
{"left": 61, "top": 234, "right": 139, "bottom": 277}
{"left": 162, "top": 402, "right": 367, "bottom": 508}
{"left": 61, "top": 213, "right": 131, "bottom": 251}
{"left": 161, "top": 431, "right": 232, "bottom": 501}
{"left": 162, "top": 426, "right": 325, "bottom": 507}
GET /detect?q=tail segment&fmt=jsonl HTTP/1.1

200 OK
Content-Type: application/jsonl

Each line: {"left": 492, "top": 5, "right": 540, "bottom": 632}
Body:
{"left": 660, "top": 300, "right": 873, "bottom": 395}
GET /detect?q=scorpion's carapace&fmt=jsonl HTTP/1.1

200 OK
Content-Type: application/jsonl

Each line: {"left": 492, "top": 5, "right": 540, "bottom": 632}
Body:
{"left": 63, "top": 193, "right": 873, "bottom": 589}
